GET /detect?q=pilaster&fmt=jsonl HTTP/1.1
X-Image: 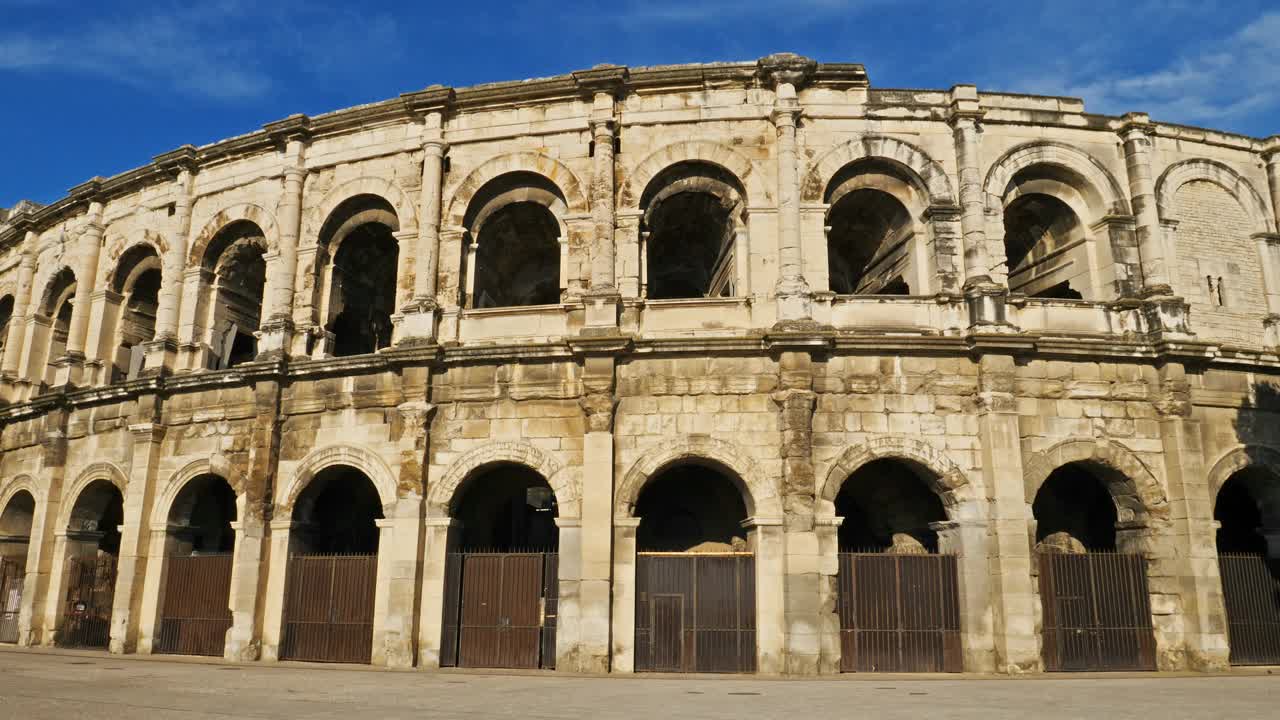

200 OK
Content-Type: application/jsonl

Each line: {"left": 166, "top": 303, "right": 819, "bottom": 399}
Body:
{"left": 107, "top": 414, "right": 165, "bottom": 654}
{"left": 258, "top": 115, "right": 310, "bottom": 360}
{"left": 400, "top": 85, "right": 453, "bottom": 344}
{"left": 147, "top": 149, "right": 197, "bottom": 375}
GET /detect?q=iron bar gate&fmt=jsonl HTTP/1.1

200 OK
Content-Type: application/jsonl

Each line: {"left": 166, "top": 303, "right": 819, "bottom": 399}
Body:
{"left": 1038, "top": 551, "right": 1156, "bottom": 671}
{"left": 1218, "top": 552, "right": 1280, "bottom": 666}
{"left": 280, "top": 554, "right": 377, "bottom": 664}
{"left": 58, "top": 553, "right": 118, "bottom": 649}
{"left": 635, "top": 552, "right": 756, "bottom": 674}
{"left": 0, "top": 558, "right": 23, "bottom": 643}
{"left": 441, "top": 552, "right": 558, "bottom": 670}
{"left": 155, "top": 553, "right": 233, "bottom": 657}
{"left": 837, "top": 552, "right": 962, "bottom": 672}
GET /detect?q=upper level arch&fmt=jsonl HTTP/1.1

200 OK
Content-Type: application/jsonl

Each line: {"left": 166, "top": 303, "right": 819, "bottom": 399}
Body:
{"left": 1154, "top": 158, "right": 1274, "bottom": 234}
{"left": 802, "top": 135, "right": 955, "bottom": 205}
{"left": 101, "top": 230, "right": 168, "bottom": 289}
{"left": 304, "top": 176, "right": 416, "bottom": 242}
{"left": 188, "top": 203, "right": 279, "bottom": 269}
{"left": 443, "top": 152, "right": 588, "bottom": 231}
{"left": 618, "top": 140, "right": 767, "bottom": 210}
{"left": 983, "top": 141, "right": 1129, "bottom": 220}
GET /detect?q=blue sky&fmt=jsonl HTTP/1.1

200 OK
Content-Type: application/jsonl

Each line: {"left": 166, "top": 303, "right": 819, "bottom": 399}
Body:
{"left": 2, "top": 0, "right": 1278, "bottom": 208}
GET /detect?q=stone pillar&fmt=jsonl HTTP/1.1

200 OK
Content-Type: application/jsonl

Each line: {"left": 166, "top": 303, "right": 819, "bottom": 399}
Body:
{"left": 1252, "top": 234, "right": 1280, "bottom": 346}
{"left": 108, "top": 418, "right": 165, "bottom": 653}
{"left": 259, "top": 519, "right": 292, "bottom": 662}
{"left": 146, "top": 151, "right": 196, "bottom": 374}
{"left": 1154, "top": 362, "right": 1230, "bottom": 670}
{"left": 583, "top": 107, "right": 622, "bottom": 330}
{"left": 933, "top": 519, "right": 997, "bottom": 672}
{"left": 40, "top": 531, "right": 71, "bottom": 646}
{"left": 416, "top": 517, "right": 460, "bottom": 669}
{"left": 135, "top": 525, "right": 179, "bottom": 654}
{"left": 82, "top": 289, "right": 121, "bottom": 385}
{"left": 60, "top": 199, "right": 106, "bottom": 386}
{"left": 976, "top": 354, "right": 1041, "bottom": 672}
{"left": 750, "top": 517, "right": 787, "bottom": 674}
{"left": 398, "top": 86, "right": 453, "bottom": 342}
{"left": 1120, "top": 114, "right": 1174, "bottom": 293}
{"left": 223, "top": 512, "right": 266, "bottom": 660}
{"left": 759, "top": 53, "right": 816, "bottom": 323}
{"left": 608, "top": 517, "right": 639, "bottom": 672}
{"left": 27, "top": 408, "right": 68, "bottom": 646}
{"left": 371, "top": 498, "right": 421, "bottom": 668}
{"left": 1, "top": 229, "right": 38, "bottom": 398}
{"left": 573, "top": 382, "right": 616, "bottom": 672}
{"left": 259, "top": 117, "right": 309, "bottom": 360}
{"left": 949, "top": 87, "right": 1007, "bottom": 329}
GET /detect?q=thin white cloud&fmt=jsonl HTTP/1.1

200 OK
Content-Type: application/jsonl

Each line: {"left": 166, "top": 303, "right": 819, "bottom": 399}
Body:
{"left": 1015, "top": 10, "right": 1280, "bottom": 127}
{"left": 0, "top": 2, "right": 402, "bottom": 101}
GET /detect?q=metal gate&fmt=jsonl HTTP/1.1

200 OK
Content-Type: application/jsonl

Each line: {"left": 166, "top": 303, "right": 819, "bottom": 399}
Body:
{"left": 1039, "top": 552, "right": 1156, "bottom": 671}
{"left": 58, "top": 553, "right": 118, "bottom": 649}
{"left": 0, "top": 558, "right": 23, "bottom": 643}
{"left": 155, "top": 554, "right": 233, "bottom": 657}
{"left": 441, "top": 552, "right": 558, "bottom": 669}
{"left": 635, "top": 553, "right": 756, "bottom": 673}
{"left": 1218, "top": 552, "right": 1280, "bottom": 665}
{"left": 280, "top": 554, "right": 377, "bottom": 664}
{"left": 837, "top": 552, "right": 962, "bottom": 672}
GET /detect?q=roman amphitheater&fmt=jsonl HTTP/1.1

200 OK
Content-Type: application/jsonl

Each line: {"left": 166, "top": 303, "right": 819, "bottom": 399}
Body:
{"left": 0, "top": 53, "right": 1278, "bottom": 676}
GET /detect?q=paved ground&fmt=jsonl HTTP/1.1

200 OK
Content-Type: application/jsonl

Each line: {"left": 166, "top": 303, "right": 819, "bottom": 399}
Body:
{"left": 0, "top": 648, "right": 1275, "bottom": 720}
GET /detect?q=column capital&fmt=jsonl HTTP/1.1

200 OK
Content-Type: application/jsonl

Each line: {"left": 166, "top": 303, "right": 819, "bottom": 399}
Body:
{"left": 1261, "top": 135, "right": 1280, "bottom": 162}
{"left": 422, "top": 137, "right": 448, "bottom": 156}
{"left": 401, "top": 84, "right": 455, "bottom": 116}
{"left": 1119, "top": 112, "right": 1156, "bottom": 139}
{"left": 263, "top": 113, "right": 312, "bottom": 146}
{"left": 573, "top": 64, "right": 629, "bottom": 96}
{"left": 153, "top": 144, "right": 200, "bottom": 177}
{"left": 757, "top": 52, "right": 817, "bottom": 91}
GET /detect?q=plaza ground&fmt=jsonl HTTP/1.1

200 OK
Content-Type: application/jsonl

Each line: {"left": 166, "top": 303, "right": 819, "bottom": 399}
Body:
{"left": 0, "top": 647, "right": 1273, "bottom": 719}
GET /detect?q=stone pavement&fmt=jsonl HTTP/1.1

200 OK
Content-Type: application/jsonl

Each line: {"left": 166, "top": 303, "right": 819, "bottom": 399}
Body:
{"left": 0, "top": 648, "right": 1274, "bottom": 720}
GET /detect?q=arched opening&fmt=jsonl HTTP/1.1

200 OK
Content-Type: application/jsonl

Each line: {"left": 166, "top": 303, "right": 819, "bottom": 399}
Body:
{"left": 1031, "top": 462, "right": 1156, "bottom": 672}
{"left": 109, "top": 245, "right": 161, "bottom": 382}
{"left": 290, "top": 465, "right": 383, "bottom": 555}
{"left": 40, "top": 268, "right": 77, "bottom": 388}
{"left": 633, "top": 461, "right": 755, "bottom": 673}
{"left": 824, "top": 160, "right": 922, "bottom": 295}
{"left": 440, "top": 463, "right": 560, "bottom": 670}
{"left": 1032, "top": 463, "right": 1118, "bottom": 552}
{"left": 636, "top": 463, "right": 747, "bottom": 552}
{"left": 999, "top": 165, "right": 1101, "bottom": 300}
{"left": 58, "top": 479, "right": 124, "bottom": 648}
{"left": 465, "top": 172, "right": 564, "bottom": 309}
{"left": 453, "top": 463, "right": 558, "bottom": 552}
{"left": 202, "top": 222, "right": 266, "bottom": 369}
{"left": 0, "top": 294, "right": 14, "bottom": 361}
{"left": 832, "top": 459, "right": 961, "bottom": 672}
{"left": 0, "top": 490, "right": 35, "bottom": 643}
{"left": 155, "top": 474, "right": 237, "bottom": 656}
{"left": 316, "top": 195, "right": 399, "bottom": 357}
{"left": 1213, "top": 467, "right": 1280, "bottom": 666}
{"left": 641, "top": 162, "right": 746, "bottom": 300}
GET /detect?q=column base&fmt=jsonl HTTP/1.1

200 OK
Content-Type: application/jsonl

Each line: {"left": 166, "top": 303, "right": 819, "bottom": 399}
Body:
{"left": 1139, "top": 294, "right": 1194, "bottom": 339}
{"left": 255, "top": 317, "right": 294, "bottom": 362}
{"left": 51, "top": 352, "right": 86, "bottom": 389}
{"left": 964, "top": 280, "right": 1017, "bottom": 331}
{"left": 395, "top": 299, "right": 439, "bottom": 345}
{"left": 581, "top": 289, "right": 621, "bottom": 331}
{"left": 142, "top": 336, "right": 178, "bottom": 377}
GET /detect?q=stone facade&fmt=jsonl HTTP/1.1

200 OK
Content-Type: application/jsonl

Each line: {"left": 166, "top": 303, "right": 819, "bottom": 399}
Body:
{"left": 1, "top": 54, "right": 1279, "bottom": 675}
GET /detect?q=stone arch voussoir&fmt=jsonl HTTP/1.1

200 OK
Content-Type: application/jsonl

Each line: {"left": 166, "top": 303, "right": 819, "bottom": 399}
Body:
{"left": 1206, "top": 444, "right": 1280, "bottom": 503}
{"left": 618, "top": 140, "right": 768, "bottom": 210}
{"left": 57, "top": 461, "right": 129, "bottom": 530}
{"left": 616, "top": 437, "right": 779, "bottom": 520}
{"left": 431, "top": 441, "right": 576, "bottom": 518}
{"left": 803, "top": 135, "right": 956, "bottom": 205}
{"left": 443, "top": 152, "right": 589, "bottom": 230}
{"left": 150, "top": 455, "right": 249, "bottom": 527}
{"left": 1023, "top": 438, "right": 1169, "bottom": 525}
{"left": 0, "top": 474, "right": 42, "bottom": 520}
{"left": 983, "top": 141, "right": 1130, "bottom": 218}
{"left": 303, "top": 175, "right": 418, "bottom": 240}
{"left": 1155, "top": 158, "right": 1274, "bottom": 234}
{"left": 188, "top": 203, "right": 280, "bottom": 268}
{"left": 281, "top": 443, "right": 401, "bottom": 516}
{"left": 819, "top": 436, "right": 976, "bottom": 519}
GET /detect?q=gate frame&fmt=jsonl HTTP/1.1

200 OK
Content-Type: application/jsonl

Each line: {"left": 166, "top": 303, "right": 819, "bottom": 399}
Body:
{"left": 152, "top": 552, "right": 234, "bottom": 657}
{"left": 440, "top": 550, "right": 560, "bottom": 670}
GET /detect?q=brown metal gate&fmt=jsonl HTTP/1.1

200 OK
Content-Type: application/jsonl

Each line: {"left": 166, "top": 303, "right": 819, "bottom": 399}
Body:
{"left": 1218, "top": 552, "right": 1280, "bottom": 665}
{"left": 0, "top": 558, "right": 23, "bottom": 643}
{"left": 635, "top": 553, "right": 756, "bottom": 673}
{"left": 837, "top": 552, "right": 962, "bottom": 672}
{"left": 280, "top": 554, "right": 377, "bottom": 664}
{"left": 58, "top": 553, "right": 118, "bottom": 648}
{"left": 155, "top": 554, "right": 233, "bottom": 657}
{"left": 441, "top": 552, "right": 558, "bottom": 669}
{"left": 1039, "top": 552, "right": 1156, "bottom": 671}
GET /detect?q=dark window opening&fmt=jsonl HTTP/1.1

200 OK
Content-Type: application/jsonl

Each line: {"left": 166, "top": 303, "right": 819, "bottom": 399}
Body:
{"left": 642, "top": 162, "right": 744, "bottom": 300}
{"left": 1033, "top": 280, "right": 1083, "bottom": 300}
{"left": 827, "top": 189, "right": 913, "bottom": 295}
{"left": 318, "top": 196, "right": 400, "bottom": 357}
{"left": 635, "top": 463, "right": 748, "bottom": 552}
{"left": 472, "top": 202, "right": 560, "bottom": 308}
{"left": 67, "top": 481, "right": 124, "bottom": 557}
{"left": 1003, "top": 194, "right": 1083, "bottom": 276}
{"left": 167, "top": 474, "right": 237, "bottom": 555}
{"left": 454, "top": 464, "right": 558, "bottom": 551}
{"left": 205, "top": 222, "right": 267, "bottom": 369}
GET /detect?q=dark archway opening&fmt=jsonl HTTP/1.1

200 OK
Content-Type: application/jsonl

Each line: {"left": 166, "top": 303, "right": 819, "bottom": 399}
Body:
{"left": 1214, "top": 467, "right": 1280, "bottom": 665}
{"left": 636, "top": 463, "right": 748, "bottom": 552}
{"left": 0, "top": 295, "right": 14, "bottom": 360}
{"left": 42, "top": 268, "right": 77, "bottom": 387}
{"left": 111, "top": 244, "right": 162, "bottom": 382}
{"left": 835, "top": 459, "right": 946, "bottom": 553}
{"left": 168, "top": 474, "right": 237, "bottom": 555}
{"left": 642, "top": 162, "right": 744, "bottom": 300}
{"left": 205, "top": 222, "right": 267, "bottom": 369}
{"left": 58, "top": 480, "right": 124, "bottom": 648}
{"left": 0, "top": 490, "right": 33, "bottom": 642}
{"left": 1033, "top": 463, "right": 1118, "bottom": 552}
{"left": 454, "top": 464, "right": 558, "bottom": 551}
{"left": 290, "top": 466, "right": 383, "bottom": 555}
{"left": 68, "top": 481, "right": 124, "bottom": 557}
{"left": 1216, "top": 470, "right": 1270, "bottom": 556}
{"left": 473, "top": 203, "right": 561, "bottom": 308}
{"left": 827, "top": 189, "right": 913, "bottom": 295}
{"left": 319, "top": 196, "right": 399, "bottom": 356}
{"left": 1004, "top": 194, "right": 1086, "bottom": 299}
